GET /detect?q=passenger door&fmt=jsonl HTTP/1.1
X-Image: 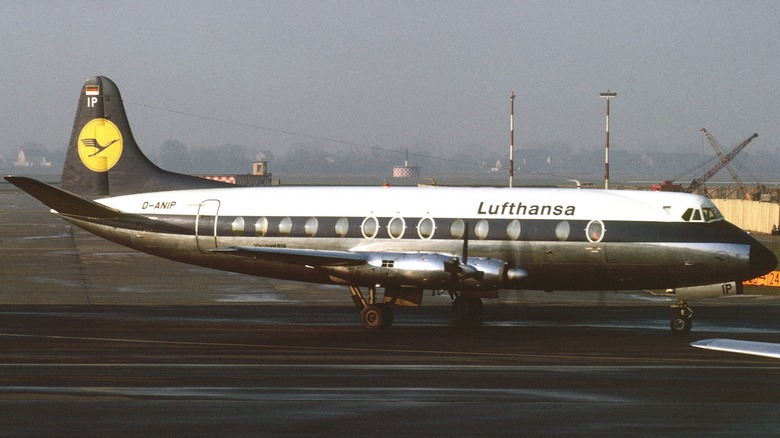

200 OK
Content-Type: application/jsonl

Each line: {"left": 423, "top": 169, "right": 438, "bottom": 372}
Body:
{"left": 196, "top": 199, "right": 220, "bottom": 252}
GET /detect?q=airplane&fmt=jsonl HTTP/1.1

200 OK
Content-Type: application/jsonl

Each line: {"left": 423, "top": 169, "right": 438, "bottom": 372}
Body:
{"left": 5, "top": 76, "right": 777, "bottom": 333}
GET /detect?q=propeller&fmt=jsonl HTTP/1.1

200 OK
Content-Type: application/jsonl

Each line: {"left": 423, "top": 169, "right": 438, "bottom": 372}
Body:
{"left": 462, "top": 219, "right": 469, "bottom": 264}
{"left": 444, "top": 220, "right": 484, "bottom": 283}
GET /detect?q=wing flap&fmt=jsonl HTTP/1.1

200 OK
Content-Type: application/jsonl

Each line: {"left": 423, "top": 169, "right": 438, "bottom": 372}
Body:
{"left": 213, "top": 246, "right": 368, "bottom": 267}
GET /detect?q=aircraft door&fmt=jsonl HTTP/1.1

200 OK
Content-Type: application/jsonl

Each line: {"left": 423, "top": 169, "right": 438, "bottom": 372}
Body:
{"left": 196, "top": 199, "right": 220, "bottom": 252}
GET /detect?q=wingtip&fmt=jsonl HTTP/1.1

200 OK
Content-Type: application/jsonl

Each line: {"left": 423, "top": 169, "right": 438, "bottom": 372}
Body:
{"left": 691, "top": 338, "right": 780, "bottom": 359}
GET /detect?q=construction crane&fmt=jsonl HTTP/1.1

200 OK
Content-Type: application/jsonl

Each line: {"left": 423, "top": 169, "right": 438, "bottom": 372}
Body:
{"left": 686, "top": 129, "right": 758, "bottom": 198}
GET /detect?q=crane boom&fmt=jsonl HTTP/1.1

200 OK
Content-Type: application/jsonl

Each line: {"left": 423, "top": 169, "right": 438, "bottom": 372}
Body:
{"left": 686, "top": 129, "right": 758, "bottom": 197}
{"left": 700, "top": 128, "right": 751, "bottom": 200}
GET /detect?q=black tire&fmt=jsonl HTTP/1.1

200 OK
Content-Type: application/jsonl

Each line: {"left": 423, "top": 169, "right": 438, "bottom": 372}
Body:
{"left": 670, "top": 315, "right": 692, "bottom": 335}
{"left": 452, "top": 296, "right": 483, "bottom": 325}
{"left": 378, "top": 304, "right": 394, "bottom": 328}
{"left": 360, "top": 305, "right": 386, "bottom": 330}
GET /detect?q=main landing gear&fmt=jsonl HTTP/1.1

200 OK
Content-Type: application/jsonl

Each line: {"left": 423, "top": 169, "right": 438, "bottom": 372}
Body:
{"left": 451, "top": 295, "right": 483, "bottom": 326}
{"left": 670, "top": 300, "right": 693, "bottom": 335}
{"left": 349, "top": 285, "right": 394, "bottom": 330}
{"left": 348, "top": 286, "right": 484, "bottom": 330}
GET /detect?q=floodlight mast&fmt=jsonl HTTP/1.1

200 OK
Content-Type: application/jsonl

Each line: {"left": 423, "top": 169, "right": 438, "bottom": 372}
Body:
{"left": 509, "top": 91, "right": 515, "bottom": 188}
{"left": 600, "top": 91, "right": 616, "bottom": 189}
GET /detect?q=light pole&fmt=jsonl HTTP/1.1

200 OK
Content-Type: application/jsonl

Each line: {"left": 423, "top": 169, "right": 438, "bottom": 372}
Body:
{"left": 509, "top": 91, "right": 515, "bottom": 188}
{"left": 600, "top": 90, "right": 616, "bottom": 189}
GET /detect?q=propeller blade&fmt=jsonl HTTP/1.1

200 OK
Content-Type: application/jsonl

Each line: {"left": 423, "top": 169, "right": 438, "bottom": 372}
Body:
{"left": 462, "top": 220, "right": 469, "bottom": 263}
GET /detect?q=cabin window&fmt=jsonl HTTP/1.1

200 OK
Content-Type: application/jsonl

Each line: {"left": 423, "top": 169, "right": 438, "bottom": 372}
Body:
{"left": 278, "top": 217, "right": 292, "bottom": 236}
{"left": 506, "top": 220, "right": 521, "bottom": 240}
{"left": 417, "top": 217, "right": 435, "bottom": 240}
{"left": 335, "top": 217, "right": 349, "bottom": 237}
{"left": 388, "top": 217, "right": 406, "bottom": 239}
{"left": 586, "top": 220, "right": 605, "bottom": 242}
{"left": 450, "top": 219, "right": 465, "bottom": 239}
{"left": 555, "top": 221, "right": 570, "bottom": 241}
{"left": 304, "top": 217, "right": 318, "bottom": 237}
{"left": 474, "top": 219, "right": 489, "bottom": 240}
{"left": 231, "top": 217, "right": 245, "bottom": 236}
{"left": 361, "top": 217, "right": 379, "bottom": 239}
{"left": 255, "top": 217, "right": 269, "bottom": 237}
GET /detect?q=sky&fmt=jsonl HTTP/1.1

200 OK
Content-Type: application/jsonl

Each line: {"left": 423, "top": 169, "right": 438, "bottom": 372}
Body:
{"left": 1, "top": 0, "right": 778, "bottom": 168}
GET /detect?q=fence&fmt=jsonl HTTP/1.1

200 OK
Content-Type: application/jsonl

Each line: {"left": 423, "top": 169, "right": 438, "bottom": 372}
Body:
{"left": 711, "top": 199, "right": 780, "bottom": 234}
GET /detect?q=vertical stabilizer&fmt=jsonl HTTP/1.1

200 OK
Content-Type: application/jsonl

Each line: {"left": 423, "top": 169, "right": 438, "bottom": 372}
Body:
{"left": 61, "top": 76, "right": 229, "bottom": 196}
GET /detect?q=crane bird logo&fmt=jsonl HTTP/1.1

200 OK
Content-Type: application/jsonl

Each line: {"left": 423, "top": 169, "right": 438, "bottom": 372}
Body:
{"left": 77, "top": 118, "right": 123, "bottom": 172}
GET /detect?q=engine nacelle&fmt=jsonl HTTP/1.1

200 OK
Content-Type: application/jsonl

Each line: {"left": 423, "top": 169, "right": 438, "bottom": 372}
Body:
{"left": 666, "top": 281, "right": 743, "bottom": 300}
{"left": 324, "top": 252, "right": 508, "bottom": 291}
{"left": 458, "top": 257, "right": 506, "bottom": 290}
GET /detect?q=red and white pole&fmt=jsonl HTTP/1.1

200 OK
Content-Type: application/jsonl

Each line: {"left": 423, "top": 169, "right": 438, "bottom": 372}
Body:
{"left": 600, "top": 91, "right": 616, "bottom": 189}
{"left": 509, "top": 92, "right": 515, "bottom": 188}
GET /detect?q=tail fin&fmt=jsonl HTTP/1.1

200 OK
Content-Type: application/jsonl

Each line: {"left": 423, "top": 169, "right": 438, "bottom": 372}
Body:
{"left": 61, "top": 76, "right": 230, "bottom": 196}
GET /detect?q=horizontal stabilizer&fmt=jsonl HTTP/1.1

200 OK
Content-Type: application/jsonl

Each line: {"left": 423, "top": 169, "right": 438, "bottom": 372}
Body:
{"left": 691, "top": 338, "right": 780, "bottom": 359}
{"left": 213, "top": 246, "right": 368, "bottom": 267}
{"left": 4, "top": 176, "right": 119, "bottom": 218}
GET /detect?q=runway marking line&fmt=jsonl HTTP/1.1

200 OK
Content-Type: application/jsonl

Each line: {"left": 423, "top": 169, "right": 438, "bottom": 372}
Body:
{"left": 0, "top": 332, "right": 768, "bottom": 366}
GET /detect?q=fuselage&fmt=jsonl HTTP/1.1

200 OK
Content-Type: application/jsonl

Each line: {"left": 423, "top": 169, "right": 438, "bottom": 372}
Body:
{"left": 61, "top": 185, "right": 776, "bottom": 292}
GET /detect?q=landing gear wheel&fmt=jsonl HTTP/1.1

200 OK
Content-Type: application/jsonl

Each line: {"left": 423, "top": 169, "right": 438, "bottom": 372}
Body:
{"left": 670, "top": 300, "right": 693, "bottom": 335}
{"left": 452, "top": 296, "right": 483, "bottom": 326}
{"left": 378, "top": 304, "right": 394, "bottom": 328}
{"left": 670, "top": 315, "right": 692, "bottom": 335}
{"left": 360, "top": 304, "right": 393, "bottom": 330}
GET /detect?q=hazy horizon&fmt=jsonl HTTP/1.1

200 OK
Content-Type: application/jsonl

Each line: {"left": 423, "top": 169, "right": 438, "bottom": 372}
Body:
{"left": 2, "top": 1, "right": 777, "bottom": 183}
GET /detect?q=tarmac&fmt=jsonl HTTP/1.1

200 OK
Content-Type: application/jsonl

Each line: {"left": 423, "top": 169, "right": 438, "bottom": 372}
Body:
{"left": 2, "top": 183, "right": 780, "bottom": 436}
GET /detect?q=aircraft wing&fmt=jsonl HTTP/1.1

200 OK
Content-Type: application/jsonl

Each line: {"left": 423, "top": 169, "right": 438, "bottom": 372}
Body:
{"left": 213, "top": 246, "right": 368, "bottom": 267}
{"left": 691, "top": 339, "right": 780, "bottom": 359}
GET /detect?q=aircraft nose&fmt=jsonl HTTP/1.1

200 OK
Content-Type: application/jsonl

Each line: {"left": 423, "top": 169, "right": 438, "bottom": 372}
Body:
{"left": 749, "top": 241, "right": 777, "bottom": 279}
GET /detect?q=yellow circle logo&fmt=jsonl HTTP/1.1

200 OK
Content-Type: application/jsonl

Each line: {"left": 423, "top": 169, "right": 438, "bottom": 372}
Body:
{"left": 77, "top": 118, "right": 123, "bottom": 172}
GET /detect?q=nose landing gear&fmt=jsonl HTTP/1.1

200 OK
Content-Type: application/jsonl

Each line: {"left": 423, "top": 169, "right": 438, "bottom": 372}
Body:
{"left": 670, "top": 300, "right": 693, "bottom": 335}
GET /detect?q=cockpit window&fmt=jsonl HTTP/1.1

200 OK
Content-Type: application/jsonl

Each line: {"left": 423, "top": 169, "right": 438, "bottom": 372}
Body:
{"left": 702, "top": 207, "right": 722, "bottom": 222}
{"left": 682, "top": 207, "right": 723, "bottom": 223}
{"left": 682, "top": 208, "right": 702, "bottom": 222}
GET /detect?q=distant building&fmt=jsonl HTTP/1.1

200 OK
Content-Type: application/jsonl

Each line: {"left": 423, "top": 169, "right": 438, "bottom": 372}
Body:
{"left": 14, "top": 147, "right": 52, "bottom": 168}
{"left": 393, "top": 165, "right": 420, "bottom": 178}
{"left": 252, "top": 160, "right": 268, "bottom": 175}
{"left": 201, "top": 160, "right": 277, "bottom": 186}
{"left": 392, "top": 150, "right": 421, "bottom": 178}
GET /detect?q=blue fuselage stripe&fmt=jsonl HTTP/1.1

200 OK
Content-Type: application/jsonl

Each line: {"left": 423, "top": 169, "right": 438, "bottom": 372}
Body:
{"left": 113, "top": 214, "right": 754, "bottom": 245}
